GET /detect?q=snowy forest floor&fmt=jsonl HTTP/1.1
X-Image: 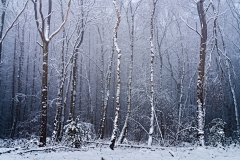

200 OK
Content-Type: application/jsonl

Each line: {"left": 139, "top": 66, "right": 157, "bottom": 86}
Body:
{"left": 1, "top": 143, "right": 240, "bottom": 160}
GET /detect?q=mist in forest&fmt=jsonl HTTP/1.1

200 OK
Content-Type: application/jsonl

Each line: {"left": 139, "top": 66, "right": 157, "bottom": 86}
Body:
{"left": 0, "top": 0, "right": 240, "bottom": 151}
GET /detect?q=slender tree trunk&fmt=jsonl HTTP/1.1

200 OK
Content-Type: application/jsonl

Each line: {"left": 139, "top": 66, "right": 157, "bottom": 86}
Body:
{"left": 99, "top": 39, "right": 114, "bottom": 139}
{"left": 40, "top": 41, "right": 49, "bottom": 147}
{"left": 79, "top": 53, "right": 83, "bottom": 116}
{"left": 11, "top": 24, "right": 23, "bottom": 139}
{"left": 0, "top": 0, "right": 6, "bottom": 63}
{"left": 23, "top": 29, "right": 29, "bottom": 123}
{"left": 97, "top": 26, "right": 105, "bottom": 127}
{"left": 88, "top": 31, "right": 91, "bottom": 123}
{"left": 157, "top": 28, "right": 164, "bottom": 139}
{"left": 100, "top": 42, "right": 104, "bottom": 125}
{"left": 69, "top": 0, "right": 84, "bottom": 125}
{"left": 196, "top": 0, "right": 207, "bottom": 146}
{"left": 148, "top": 0, "right": 157, "bottom": 147}
{"left": 118, "top": 10, "right": 135, "bottom": 144}
{"left": 24, "top": 55, "right": 30, "bottom": 122}
{"left": 70, "top": 51, "right": 77, "bottom": 120}
{"left": 52, "top": 0, "right": 66, "bottom": 142}
{"left": 110, "top": 0, "right": 121, "bottom": 150}
{"left": 176, "top": 20, "right": 185, "bottom": 140}
{"left": 61, "top": 63, "right": 73, "bottom": 138}
{"left": 30, "top": 41, "right": 37, "bottom": 135}
{"left": 87, "top": 77, "right": 93, "bottom": 124}
{"left": 78, "top": 0, "right": 84, "bottom": 120}
{"left": 10, "top": 37, "right": 16, "bottom": 138}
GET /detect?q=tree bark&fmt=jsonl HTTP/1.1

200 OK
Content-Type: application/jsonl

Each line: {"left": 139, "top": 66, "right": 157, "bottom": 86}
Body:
{"left": 110, "top": 0, "right": 121, "bottom": 150}
{"left": 40, "top": 41, "right": 49, "bottom": 147}
{"left": 196, "top": 0, "right": 207, "bottom": 146}
{"left": 32, "top": 0, "right": 71, "bottom": 147}
{"left": 148, "top": 0, "right": 157, "bottom": 147}
{"left": 118, "top": 3, "right": 135, "bottom": 143}
{"left": 52, "top": 0, "right": 66, "bottom": 142}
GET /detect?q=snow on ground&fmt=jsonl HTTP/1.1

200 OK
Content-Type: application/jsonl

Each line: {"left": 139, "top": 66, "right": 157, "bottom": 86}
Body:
{"left": 0, "top": 145, "right": 240, "bottom": 160}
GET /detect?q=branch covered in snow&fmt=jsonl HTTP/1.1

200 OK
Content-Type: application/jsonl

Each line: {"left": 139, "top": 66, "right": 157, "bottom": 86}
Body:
{"left": 0, "top": 0, "right": 29, "bottom": 44}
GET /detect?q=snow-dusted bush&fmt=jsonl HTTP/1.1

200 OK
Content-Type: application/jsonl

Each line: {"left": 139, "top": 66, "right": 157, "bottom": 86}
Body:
{"left": 62, "top": 116, "right": 96, "bottom": 148}
{"left": 207, "top": 118, "right": 226, "bottom": 146}
{"left": 180, "top": 130, "right": 197, "bottom": 145}
{"left": 0, "top": 136, "right": 40, "bottom": 148}
{"left": 62, "top": 118, "right": 81, "bottom": 148}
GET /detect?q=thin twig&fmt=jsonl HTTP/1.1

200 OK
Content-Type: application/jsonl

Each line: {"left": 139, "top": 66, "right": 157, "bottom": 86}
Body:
{"left": 181, "top": 17, "right": 202, "bottom": 38}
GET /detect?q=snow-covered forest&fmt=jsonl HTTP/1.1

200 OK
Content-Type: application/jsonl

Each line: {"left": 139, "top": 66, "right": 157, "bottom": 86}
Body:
{"left": 0, "top": 0, "right": 240, "bottom": 159}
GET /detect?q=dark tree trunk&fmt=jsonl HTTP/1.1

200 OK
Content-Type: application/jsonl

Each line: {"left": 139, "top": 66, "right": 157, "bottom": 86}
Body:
{"left": 40, "top": 41, "right": 49, "bottom": 147}
{"left": 10, "top": 37, "right": 16, "bottom": 138}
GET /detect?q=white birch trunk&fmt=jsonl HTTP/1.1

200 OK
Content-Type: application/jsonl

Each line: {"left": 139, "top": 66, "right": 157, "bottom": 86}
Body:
{"left": 118, "top": 5, "right": 135, "bottom": 144}
{"left": 148, "top": 0, "right": 157, "bottom": 147}
{"left": 110, "top": 0, "right": 121, "bottom": 150}
{"left": 196, "top": 0, "right": 207, "bottom": 146}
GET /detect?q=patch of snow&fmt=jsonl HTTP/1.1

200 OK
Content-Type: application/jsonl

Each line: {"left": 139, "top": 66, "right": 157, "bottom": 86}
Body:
{"left": 1, "top": 145, "right": 240, "bottom": 160}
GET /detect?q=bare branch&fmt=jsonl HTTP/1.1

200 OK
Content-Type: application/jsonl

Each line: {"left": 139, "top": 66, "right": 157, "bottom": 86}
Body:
{"left": 133, "top": 0, "right": 143, "bottom": 15}
{"left": 37, "top": 41, "right": 43, "bottom": 48}
{"left": 39, "top": 0, "right": 45, "bottom": 38}
{"left": 43, "top": 11, "right": 54, "bottom": 21}
{"left": 207, "top": 10, "right": 227, "bottom": 24}
{"left": 49, "top": 0, "right": 72, "bottom": 42}
{"left": 181, "top": 16, "right": 202, "bottom": 38}
{"left": 0, "top": 0, "right": 29, "bottom": 44}
{"left": 32, "top": 0, "right": 42, "bottom": 37}
{"left": 130, "top": 118, "right": 149, "bottom": 135}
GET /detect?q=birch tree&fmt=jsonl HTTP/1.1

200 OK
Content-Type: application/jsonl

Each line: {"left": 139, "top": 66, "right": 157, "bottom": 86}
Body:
{"left": 110, "top": 0, "right": 121, "bottom": 150}
{"left": 32, "top": 0, "right": 71, "bottom": 147}
{"left": 70, "top": 0, "right": 85, "bottom": 121}
{"left": 213, "top": 1, "right": 239, "bottom": 135}
{"left": 51, "top": 0, "right": 67, "bottom": 143}
{"left": 118, "top": 0, "right": 142, "bottom": 144}
{"left": 196, "top": 0, "right": 207, "bottom": 146}
{"left": 148, "top": 0, "right": 158, "bottom": 147}
{"left": 98, "top": 38, "right": 114, "bottom": 139}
